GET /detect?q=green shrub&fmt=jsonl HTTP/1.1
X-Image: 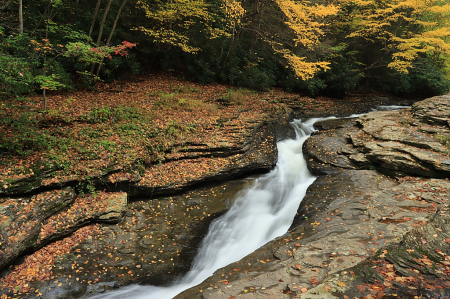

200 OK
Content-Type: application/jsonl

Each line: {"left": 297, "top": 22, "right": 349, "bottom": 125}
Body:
{"left": 221, "top": 57, "right": 276, "bottom": 91}
{"left": 186, "top": 58, "right": 217, "bottom": 84}
{"left": 0, "top": 112, "right": 51, "bottom": 157}
{"left": 154, "top": 92, "right": 177, "bottom": 108}
{"left": 298, "top": 77, "right": 327, "bottom": 96}
{"left": 80, "top": 106, "right": 142, "bottom": 123}
{"left": 373, "top": 58, "right": 450, "bottom": 96}
{"left": 0, "top": 54, "right": 35, "bottom": 99}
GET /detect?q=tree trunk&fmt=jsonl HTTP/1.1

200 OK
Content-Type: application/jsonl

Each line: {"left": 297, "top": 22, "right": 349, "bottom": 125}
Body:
{"left": 95, "top": 0, "right": 129, "bottom": 77}
{"left": 43, "top": 27, "right": 48, "bottom": 111}
{"left": 221, "top": 26, "right": 242, "bottom": 73}
{"left": 18, "top": 0, "right": 23, "bottom": 33}
{"left": 249, "top": 0, "right": 260, "bottom": 52}
{"left": 43, "top": 55, "right": 47, "bottom": 111}
{"left": 88, "top": 0, "right": 102, "bottom": 38}
{"left": 90, "top": 0, "right": 113, "bottom": 75}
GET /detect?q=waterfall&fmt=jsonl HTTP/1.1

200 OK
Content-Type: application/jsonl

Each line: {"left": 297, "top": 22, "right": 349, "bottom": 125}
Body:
{"left": 89, "top": 117, "right": 338, "bottom": 299}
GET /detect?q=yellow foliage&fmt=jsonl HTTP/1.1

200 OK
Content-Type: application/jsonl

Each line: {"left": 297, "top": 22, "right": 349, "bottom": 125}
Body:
{"left": 276, "top": 0, "right": 339, "bottom": 48}
{"left": 221, "top": 0, "right": 245, "bottom": 24}
{"left": 273, "top": 0, "right": 339, "bottom": 79}
{"left": 136, "top": 0, "right": 225, "bottom": 53}
{"left": 284, "top": 53, "right": 331, "bottom": 80}
{"left": 345, "top": 0, "right": 450, "bottom": 72}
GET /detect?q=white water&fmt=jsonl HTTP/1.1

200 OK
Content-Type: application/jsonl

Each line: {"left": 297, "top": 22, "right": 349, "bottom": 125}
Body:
{"left": 88, "top": 117, "right": 340, "bottom": 299}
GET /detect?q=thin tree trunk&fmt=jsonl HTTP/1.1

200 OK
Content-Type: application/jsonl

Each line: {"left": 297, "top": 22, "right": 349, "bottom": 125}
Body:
{"left": 43, "top": 27, "right": 48, "bottom": 111}
{"left": 95, "top": 0, "right": 128, "bottom": 77}
{"left": 90, "top": 0, "right": 113, "bottom": 75}
{"left": 88, "top": 0, "right": 102, "bottom": 38}
{"left": 43, "top": 55, "right": 47, "bottom": 111}
{"left": 95, "top": 0, "right": 112, "bottom": 46}
{"left": 221, "top": 26, "right": 242, "bottom": 73}
{"left": 249, "top": 0, "right": 259, "bottom": 52}
{"left": 18, "top": 0, "right": 23, "bottom": 33}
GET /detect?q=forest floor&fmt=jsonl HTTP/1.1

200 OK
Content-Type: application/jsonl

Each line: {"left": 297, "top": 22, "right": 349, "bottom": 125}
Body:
{"left": 0, "top": 73, "right": 395, "bottom": 190}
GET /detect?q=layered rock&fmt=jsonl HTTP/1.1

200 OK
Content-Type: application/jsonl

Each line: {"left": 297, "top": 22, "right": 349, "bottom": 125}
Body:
{"left": 0, "top": 190, "right": 126, "bottom": 271}
{"left": 0, "top": 104, "right": 294, "bottom": 298}
{"left": 0, "top": 94, "right": 438, "bottom": 298}
{"left": 175, "top": 94, "right": 450, "bottom": 299}
{"left": 0, "top": 107, "right": 293, "bottom": 199}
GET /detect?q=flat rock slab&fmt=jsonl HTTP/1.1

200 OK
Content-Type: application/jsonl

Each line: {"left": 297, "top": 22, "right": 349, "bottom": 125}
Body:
{"left": 306, "top": 97, "right": 450, "bottom": 178}
{"left": 0, "top": 190, "right": 126, "bottom": 272}
{"left": 0, "top": 188, "right": 76, "bottom": 270}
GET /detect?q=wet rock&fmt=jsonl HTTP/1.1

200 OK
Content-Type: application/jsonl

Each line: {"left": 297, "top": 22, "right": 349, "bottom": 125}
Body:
{"left": 305, "top": 96, "right": 450, "bottom": 178}
{"left": 412, "top": 94, "right": 450, "bottom": 126}
{"left": 175, "top": 95, "right": 450, "bottom": 299}
{"left": 133, "top": 109, "right": 294, "bottom": 198}
{"left": 0, "top": 190, "right": 126, "bottom": 277}
{"left": 303, "top": 118, "right": 363, "bottom": 175}
{"left": 0, "top": 161, "right": 60, "bottom": 196}
{"left": 176, "top": 170, "right": 450, "bottom": 299}
{"left": 0, "top": 188, "right": 76, "bottom": 270}
{"left": 353, "top": 109, "right": 450, "bottom": 177}
{"left": 1, "top": 179, "right": 253, "bottom": 298}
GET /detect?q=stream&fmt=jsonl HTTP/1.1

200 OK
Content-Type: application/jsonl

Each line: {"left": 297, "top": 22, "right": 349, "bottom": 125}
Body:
{"left": 90, "top": 117, "right": 325, "bottom": 299}
{"left": 90, "top": 107, "right": 409, "bottom": 299}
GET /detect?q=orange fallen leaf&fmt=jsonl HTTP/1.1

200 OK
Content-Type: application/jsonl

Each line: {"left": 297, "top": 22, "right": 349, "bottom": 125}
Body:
{"left": 337, "top": 281, "right": 347, "bottom": 287}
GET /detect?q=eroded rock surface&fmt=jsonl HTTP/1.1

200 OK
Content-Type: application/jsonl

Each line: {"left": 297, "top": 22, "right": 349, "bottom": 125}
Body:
{"left": 0, "top": 189, "right": 76, "bottom": 269}
{"left": 0, "top": 95, "right": 439, "bottom": 298}
{"left": 175, "top": 95, "right": 450, "bottom": 299}
{"left": 0, "top": 107, "right": 292, "bottom": 199}
{"left": 0, "top": 190, "right": 126, "bottom": 272}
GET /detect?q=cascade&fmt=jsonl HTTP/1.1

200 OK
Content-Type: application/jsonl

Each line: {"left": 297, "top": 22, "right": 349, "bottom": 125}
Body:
{"left": 90, "top": 116, "right": 355, "bottom": 299}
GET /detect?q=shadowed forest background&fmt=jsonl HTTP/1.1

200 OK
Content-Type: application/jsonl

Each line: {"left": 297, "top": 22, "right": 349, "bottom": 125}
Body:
{"left": 1, "top": 0, "right": 450, "bottom": 100}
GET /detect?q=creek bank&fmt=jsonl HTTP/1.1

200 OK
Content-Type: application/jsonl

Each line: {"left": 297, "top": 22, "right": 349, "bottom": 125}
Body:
{"left": 0, "top": 101, "right": 293, "bottom": 298}
{"left": 0, "top": 94, "right": 422, "bottom": 298}
{"left": 175, "top": 94, "right": 450, "bottom": 299}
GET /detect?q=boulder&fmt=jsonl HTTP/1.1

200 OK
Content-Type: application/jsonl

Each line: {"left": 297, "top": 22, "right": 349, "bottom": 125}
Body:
{"left": 412, "top": 94, "right": 450, "bottom": 126}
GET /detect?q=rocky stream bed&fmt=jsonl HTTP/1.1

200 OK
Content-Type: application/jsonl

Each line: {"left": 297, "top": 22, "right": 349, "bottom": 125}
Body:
{"left": 177, "top": 94, "right": 450, "bottom": 299}
{"left": 1, "top": 94, "right": 449, "bottom": 299}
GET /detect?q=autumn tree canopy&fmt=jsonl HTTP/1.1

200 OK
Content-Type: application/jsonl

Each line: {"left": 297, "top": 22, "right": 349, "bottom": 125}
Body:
{"left": 0, "top": 0, "right": 449, "bottom": 98}
{"left": 345, "top": 0, "right": 450, "bottom": 73}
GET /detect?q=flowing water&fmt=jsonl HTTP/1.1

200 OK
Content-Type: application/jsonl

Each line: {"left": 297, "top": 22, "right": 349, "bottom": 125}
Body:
{"left": 89, "top": 116, "right": 354, "bottom": 299}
